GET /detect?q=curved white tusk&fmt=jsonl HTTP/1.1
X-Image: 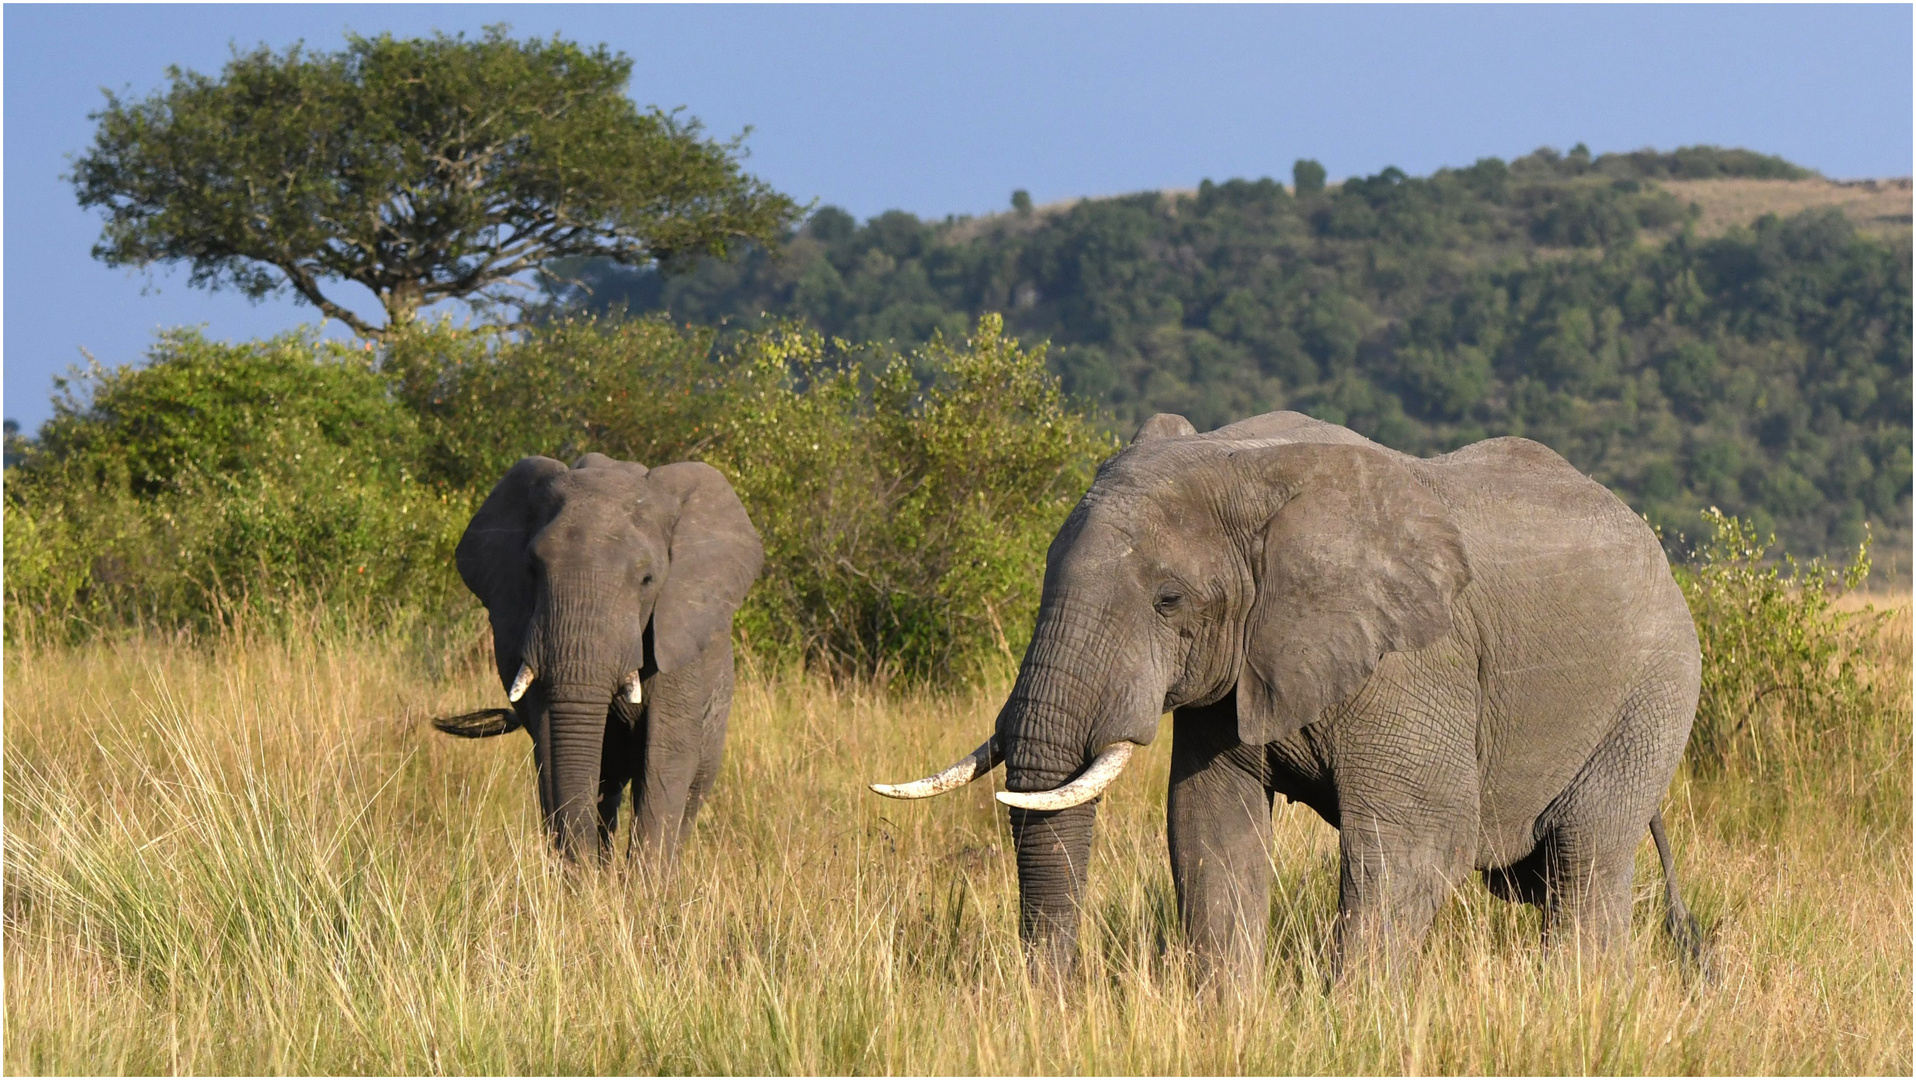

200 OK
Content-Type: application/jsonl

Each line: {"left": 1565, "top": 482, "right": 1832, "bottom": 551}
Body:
{"left": 621, "top": 670, "right": 643, "bottom": 705}
{"left": 507, "top": 663, "right": 535, "bottom": 703}
{"left": 996, "top": 742, "right": 1135, "bottom": 811}
{"left": 870, "top": 736, "right": 1002, "bottom": 799}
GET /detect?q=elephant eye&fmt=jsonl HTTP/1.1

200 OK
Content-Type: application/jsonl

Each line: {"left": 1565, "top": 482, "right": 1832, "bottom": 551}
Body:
{"left": 1154, "top": 590, "right": 1183, "bottom": 615}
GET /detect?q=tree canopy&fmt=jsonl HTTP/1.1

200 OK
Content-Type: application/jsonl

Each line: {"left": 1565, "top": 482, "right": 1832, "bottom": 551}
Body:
{"left": 70, "top": 26, "right": 800, "bottom": 338}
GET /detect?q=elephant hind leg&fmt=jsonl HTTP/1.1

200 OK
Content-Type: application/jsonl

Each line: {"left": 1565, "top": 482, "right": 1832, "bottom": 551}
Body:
{"left": 1539, "top": 835, "right": 1636, "bottom": 957}
{"left": 1535, "top": 679, "right": 1694, "bottom": 958}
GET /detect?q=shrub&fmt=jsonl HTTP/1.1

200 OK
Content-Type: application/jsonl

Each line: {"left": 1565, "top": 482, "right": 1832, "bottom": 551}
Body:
{"left": 6, "top": 314, "right": 1113, "bottom": 684}
{"left": 1675, "top": 507, "right": 1881, "bottom": 777}
{"left": 719, "top": 315, "right": 1115, "bottom": 680}
{"left": 5, "top": 330, "right": 466, "bottom": 639}
{"left": 382, "top": 317, "right": 731, "bottom": 490}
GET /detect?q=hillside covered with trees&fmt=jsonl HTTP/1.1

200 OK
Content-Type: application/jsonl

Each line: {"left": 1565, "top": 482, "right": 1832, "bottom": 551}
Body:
{"left": 548, "top": 146, "right": 1911, "bottom": 562}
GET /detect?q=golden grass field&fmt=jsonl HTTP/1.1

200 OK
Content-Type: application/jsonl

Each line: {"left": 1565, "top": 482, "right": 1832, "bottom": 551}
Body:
{"left": 4, "top": 600, "right": 1910, "bottom": 1075}
{"left": 948, "top": 173, "right": 1914, "bottom": 249}
{"left": 1662, "top": 177, "right": 1913, "bottom": 241}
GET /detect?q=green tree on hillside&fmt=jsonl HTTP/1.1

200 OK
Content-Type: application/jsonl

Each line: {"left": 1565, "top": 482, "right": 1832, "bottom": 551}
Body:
{"left": 544, "top": 146, "right": 1909, "bottom": 561}
{"left": 69, "top": 26, "right": 799, "bottom": 338}
{"left": 1292, "top": 158, "right": 1326, "bottom": 195}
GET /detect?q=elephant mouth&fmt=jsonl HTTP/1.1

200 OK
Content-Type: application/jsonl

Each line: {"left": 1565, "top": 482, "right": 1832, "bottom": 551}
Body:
{"left": 433, "top": 663, "right": 644, "bottom": 741}
{"left": 870, "top": 736, "right": 1136, "bottom": 810}
{"left": 503, "top": 661, "right": 643, "bottom": 706}
{"left": 994, "top": 742, "right": 1134, "bottom": 810}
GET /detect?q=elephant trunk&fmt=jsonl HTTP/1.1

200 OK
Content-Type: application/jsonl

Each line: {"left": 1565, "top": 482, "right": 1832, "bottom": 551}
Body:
{"left": 997, "top": 661, "right": 1118, "bottom": 975}
{"left": 519, "top": 584, "right": 638, "bottom": 861}
{"left": 545, "top": 691, "right": 610, "bottom": 859}
{"left": 995, "top": 605, "right": 1161, "bottom": 973}
{"left": 1009, "top": 802, "right": 1098, "bottom": 977}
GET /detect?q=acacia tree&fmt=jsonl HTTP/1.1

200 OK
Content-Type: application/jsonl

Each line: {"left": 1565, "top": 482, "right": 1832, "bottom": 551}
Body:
{"left": 71, "top": 27, "right": 800, "bottom": 338}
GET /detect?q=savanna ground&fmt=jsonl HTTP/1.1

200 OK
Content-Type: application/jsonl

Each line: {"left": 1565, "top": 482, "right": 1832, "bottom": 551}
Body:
{"left": 1661, "top": 177, "right": 1913, "bottom": 241}
{"left": 4, "top": 598, "right": 1910, "bottom": 1075}
{"left": 951, "top": 173, "right": 1916, "bottom": 248}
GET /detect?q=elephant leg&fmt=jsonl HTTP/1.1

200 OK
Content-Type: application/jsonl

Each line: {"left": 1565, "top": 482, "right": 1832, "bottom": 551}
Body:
{"left": 1537, "top": 679, "right": 1694, "bottom": 958}
{"left": 1331, "top": 814, "right": 1472, "bottom": 980}
{"left": 629, "top": 649, "right": 725, "bottom": 867}
{"left": 1167, "top": 705, "right": 1275, "bottom": 987}
{"left": 1536, "top": 831, "right": 1634, "bottom": 957}
{"left": 597, "top": 709, "right": 642, "bottom": 855}
{"left": 1322, "top": 654, "right": 1480, "bottom": 981}
{"left": 676, "top": 641, "right": 735, "bottom": 850}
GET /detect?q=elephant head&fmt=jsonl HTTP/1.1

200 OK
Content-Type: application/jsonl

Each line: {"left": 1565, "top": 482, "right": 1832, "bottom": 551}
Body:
{"left": 447, "top": 452, "right": 763, "bottom": 859}
{"left": 874, "top": 412, "right": 1471, "bottom": 970}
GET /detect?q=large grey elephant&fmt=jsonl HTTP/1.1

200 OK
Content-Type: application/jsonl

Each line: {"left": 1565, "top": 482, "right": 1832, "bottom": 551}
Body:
{"left": 876, "top": 411, "right": 1702, "bottom": 979}
{"left": 435, "top": 453, "right": 763, "bottom": 862}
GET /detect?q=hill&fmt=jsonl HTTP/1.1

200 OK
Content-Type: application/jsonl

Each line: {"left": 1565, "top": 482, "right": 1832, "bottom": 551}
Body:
{"left": 548, "top": 146, "right": 1912, "bottom": 565}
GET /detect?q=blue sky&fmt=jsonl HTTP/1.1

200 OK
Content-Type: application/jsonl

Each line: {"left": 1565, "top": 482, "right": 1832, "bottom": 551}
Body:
{"left": 5, "top": 3, "right": 1911, "bottom": 431}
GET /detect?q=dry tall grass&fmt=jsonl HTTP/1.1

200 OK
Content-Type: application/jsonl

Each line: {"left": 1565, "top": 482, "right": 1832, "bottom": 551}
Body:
{"left": 5, "top": 604, "right": 1909, "bottom": 1074}
{"left": 1659, "top": 177, "right": 1912, "bottom": 240}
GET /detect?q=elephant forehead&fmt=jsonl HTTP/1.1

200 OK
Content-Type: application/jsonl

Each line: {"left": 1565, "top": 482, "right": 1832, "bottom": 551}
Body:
{"left": 531, "top": 501, "right": 661, "bottom": 568}
{"left": 1097, "top": 441, "right": 1235, "bottom": 497}
{"left": 1055, "top": 514, "right": 1190, "bottom": 583}
{"left": 1068, "top": 490, "right": 1241, "bottom": 590}
{"left": 549, "top": 467, "right": 644, "bottom": 503}
{"left": 1084, "top": 469, "right": 1225, "bottom": 539}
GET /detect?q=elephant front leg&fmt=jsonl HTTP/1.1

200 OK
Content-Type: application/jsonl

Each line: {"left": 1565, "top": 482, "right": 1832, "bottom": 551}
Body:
{"left": 1321, "top": 655, "right": 1480, "bottom": 982}
{"left": 675, "top": 640, "right": 735, "bottom": 851}
{"left": 1167, "top": 707, "right": 1276, "bottom": 988}
{"left": 628, "top": 651, "right": 726, "bottom": 868}
{"left": 596, "top": 711, "right": 642, "bottom": 856}
{"left": 1328, "top": 817, "right": 1467, "bottom": 981}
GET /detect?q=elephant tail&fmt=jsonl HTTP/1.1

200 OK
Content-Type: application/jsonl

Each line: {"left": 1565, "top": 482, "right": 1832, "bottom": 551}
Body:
{"left": 432, "top": 707, "right": 521, "bottom": 738}
{"left": 1649, "top": 811, "right": 1712, "bottom": 981}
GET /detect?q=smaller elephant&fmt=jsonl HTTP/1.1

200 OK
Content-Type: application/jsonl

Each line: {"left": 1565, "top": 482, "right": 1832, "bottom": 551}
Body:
{"left": 435, "top": 452, "right": 763, "bottom": 863}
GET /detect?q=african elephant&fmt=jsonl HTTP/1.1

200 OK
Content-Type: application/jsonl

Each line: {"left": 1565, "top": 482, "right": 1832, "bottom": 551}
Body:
{"left": 435, "top": 452, "right": 763, "bottom": 863}
{"left": 875, "top": 411, "right": 1702, "bottom": 980}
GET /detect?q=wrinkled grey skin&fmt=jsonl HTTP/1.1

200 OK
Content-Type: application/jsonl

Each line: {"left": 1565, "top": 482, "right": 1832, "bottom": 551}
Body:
{"left": 996, "top": 411, "right": 1701, "bottom": 979}
{"left": 447, "top": 452, "right": 763, "bottom": 862}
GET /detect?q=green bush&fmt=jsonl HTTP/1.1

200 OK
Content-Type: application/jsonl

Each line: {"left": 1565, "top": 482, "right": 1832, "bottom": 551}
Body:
{"left": 382, "top": 317, "right": 732, "bottom": 490}
{"left": 1676, "top": 508, "right": 1880, "bottom": 778}
{"left": 5, "top": 330, "right": 467, "bottom": 639}
{"left": 551, "top": 151, "right": 1907, "bottom": 561}
{"left": 6, "top": 314, "right": 1112, "bottom": 684}
{"left": 719, "top": 314, "right": 1114, "bottom": 680}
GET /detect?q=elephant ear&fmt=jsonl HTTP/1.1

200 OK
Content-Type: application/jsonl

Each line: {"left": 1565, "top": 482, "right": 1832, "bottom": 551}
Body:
{"left": 456, "top": 456, "right": 568, "bottom": 676}
{"left": 1233, "top": 443, "right": 1472, "bottom": 745}
{"left": 644, "top": 462, "right": 765, "bottom": 673}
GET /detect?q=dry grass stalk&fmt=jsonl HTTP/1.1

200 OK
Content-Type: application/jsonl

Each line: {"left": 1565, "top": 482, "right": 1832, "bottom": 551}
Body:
{"left": 4, "top": 606, "right": 1909, "bottom": 1073}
